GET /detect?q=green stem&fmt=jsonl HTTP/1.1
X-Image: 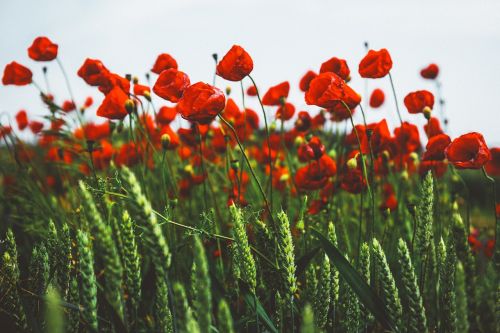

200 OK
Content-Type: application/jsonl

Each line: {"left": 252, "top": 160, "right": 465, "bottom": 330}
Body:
{"left": 388, "top": 72, "right": 403, "bottom": 125}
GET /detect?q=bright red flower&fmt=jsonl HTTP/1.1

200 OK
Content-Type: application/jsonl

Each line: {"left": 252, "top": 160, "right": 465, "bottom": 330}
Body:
{"left": 345, "top": 119, "right": 391, "bottom": 154}
{"left": 151, "top": 53, "right": 178, "bottom": 74}
{"left": 246, "top": 86, "right": 257, "bottom": 96}
{"left": 96, "top": 86, "right": 130, "bottom": 120}
{"left": 177, "top": 82, "right": 226, "bottom": 124}
{"left": 84, "top": 96, "right": 94, "bottom": 108}
{"left": 297, "top": 136, "right": 325, "bottom": 162}
{"left": 295, "top": 111, "right": 312, "bottom": 132}
{"left": 62, "top": 100, "right": 76, "bottom": 112}
{"left": 299, "top": 70, "right": 317, "bottom": 92}
{"left": 424, "top": 117, "right": 443, "bottom": 138}
{"left": 445, "top": 132, "right": 491, "bottom": 169}
{"left": 133, "top": 84, "right": 150, "bottom": 96}
{"left": 358, "top": 49, "right": 393, "bottom": 78}
{"left": 216, "top": 45, "right": 253, "bottom": 81}
{"left": 423, "top": 134, "right": 451, "bottom": 161}
{"left": 420, "top": 63, "right": 439, "bottom": 80}
{"left": 27, "top": 36, "right": 58, "bottom": 61}
{"left": 394, "top": 122, "right": 421, "bottom": 154}
{"left": 76, "top": 122, "right": 110, "bottom": 141}
{"left": 369, "top": 88, "right": 385, "bottom": 108}
{"left": 153, "top": 68, "right": 190, "bottom": 103}
{"left": 77, "top": 58, "right": 110, "bottom": 86}
{"left": 98, "top": 73, "right": 130, "bottom": 95}
{"left": 305, "top": 72, "right": 361, "bottom": 110}
{"left": 16, "top": 110, "right": 28, "bottom": 130}
{"left": 485, "top": 148, "right": 500, "bottom": 176}
{"left": 404, "top": 90, "right": 434, "bottom": 114}
{"left": 419, "top": 160, "right": 448, "bottom": 178}
{"left": 2, "top": 61, "right": 32, "bottom": 86}
{"left": 319, "top": 57, "right": 350, "bottom": 81}
{"left": 262, "top": 81, "right": 290, "bottom": 106}
{"left": 156, "top": 106, "right": 177, "bottom": 125}
{"left": 276, "top": 102, "right": 295, "bottom": 121}
{"left": 295, "top": 155, "right": 336, "bottom": 191}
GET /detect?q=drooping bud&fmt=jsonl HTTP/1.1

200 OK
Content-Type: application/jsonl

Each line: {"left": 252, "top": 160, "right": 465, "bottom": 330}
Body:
{"left": 161, "top": 133, "right": 171, "bottom": 150}
{"left": 125, "top": 99, "right": 135, "bottom": 114}
{"left": 347, "top": 157, "right": 357, "bottom": 170}
{"left": 423, "top": 106, "right": 432, "bottom": 120}
{"left": 225, "top": 86, "right": 231, "bottom": 96}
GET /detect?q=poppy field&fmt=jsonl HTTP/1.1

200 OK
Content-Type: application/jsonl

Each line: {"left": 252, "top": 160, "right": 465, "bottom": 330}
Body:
{"left": 1, "top": 37, "right": 499, "bottom": 333}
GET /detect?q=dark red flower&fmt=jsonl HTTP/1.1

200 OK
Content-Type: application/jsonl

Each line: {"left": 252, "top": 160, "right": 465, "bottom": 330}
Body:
{"left": 404, "top": 90, "right": 434, "bottom": 114}
{"left": 485, "top": 148, "right": 500, "bottom": 176}
{"left": 420, "top": 63, "right": 439, "bottom": 80}
{"left": 358, "top": 49, "right": 393, "bottom": 79}
{"left": 445, "top": 132, "right": 491, "bottom": 169}
{"left": 156, "top": 106, "right": 177, "bottom": 125}
{"left": 216, "top": 45, "right": 253, "bottom": 81}
{"left": 295, "top": 111, "right": 312, "bottom": 132}
{"left": 77, "top": 58, "right": 110, "bottom": 86}
{"left": 246, "top": 86, "right": 257, "bottom": 96}
{"left": 96, "top": 86, "right": 130, "bottom": 120}
{"left": 305, "top": 72, "right": 361, "bottom": 110}
{"left": 2, "top": 61, "right": 32, "bottom": 86}
{"left": 276, "top": 102, "right": 295, "bottom": 121}
{"left": 295, "top": 155, "right": 336, "bottom": 191}
{"left": 16, "top": 110, "right": 28, "bottom": 130}
{"left": 297, "top": 136, "right": 325, "bottom": 162}
{"left": 369, "top": 88, "right": 385, "bottom": 108}
{"left": 394, "top": 122, "right": 421, "bottom": 154}
{"left": 424, "top": 117, "right": 443, "bottom": 138}
{"left": 319, "top": 57, "right": 350, "bottom": 81}
{"left": 299, "top": 70, "right": 317, "bottom": 92}
{"left": 153, "top": 68, "right": 190, "bottom": 103}
{"left": 151, "top": 53, "right": 178, "bottom": 74}
{"left": 423, "top": 134, "right": 451, "bottom": 161}
{"left": 27, "top": 36, "right": 58, "bottom": 61}
{"left": 177, "top": 82, "right": 226, "bottom": 124}
{"left": 262, "top": 81, "right": 290, "bottom": 106}
{"left": 340, "top": 168, "right": 366, "bottom": 194}
{"left": 419, "top": 160, "right": 448, "bottom": 178}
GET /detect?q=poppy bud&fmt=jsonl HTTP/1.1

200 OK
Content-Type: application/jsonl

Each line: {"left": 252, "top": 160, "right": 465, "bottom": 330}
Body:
{"left": 279, "top": 96, "right": 286, "bottom": 106}
{"left": 43, "top": 66, "right": 48, "bottom": 74}
{"left": 382, "top": 208, "right": 391, "bottom": 218}
{"left": 452, "top": 201, "right": 459, "bottom": 211}
{"left": 161, "top": 133, "right": 171, "bottom": 150}
{"left": 143, "top": 91, "right": 151, "bottom": 102}
{"left": 294, "top": 136, "right": 305, "bottom": 147}
{"left": 347, "top": 157, "right": 357, "bottom": 170}
{"left": 132, "top": 76, "right": 139, "bottom": 84}
{"left": 400, "top": 170, "right": 409, "bottom": 181}
{"left": 280, "top": 173, "right": 290, "bottom": 182}
{"left": 423, "top": 106, "right": 432, "bottom": 120}
{"left": 226, "top": 86, "right": 231, "bottom": 95}
{"left": 230, "top": 159, "right": 239, "bottom": 171}
{"left": 125, "top": 74, "right": 132, "bottom": 81}
{"left": 212, "top": 53, "right": 218, "bottom": 62}
{"left": 382, "top": 150, "right": 390, "bottom": 161}
{"left": 409, "top": 152, "right": 419, "bottom": 162}
{"left": 145, "top": 73, "right": 150, "bottom": 81}
{"left": 125, "top": 99, "right": 135, "bottom": 114}
{"left": 269, "top": 122, "right": 277, "bottom": 132}
{"left": 184, "top": 164, "right": 194, "bottom": 175}
{"left": 328, "top": 149, "right": 337, "bottom": 159}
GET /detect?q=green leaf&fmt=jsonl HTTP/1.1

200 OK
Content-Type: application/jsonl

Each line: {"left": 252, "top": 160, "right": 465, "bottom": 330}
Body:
{"left": 311, "top": 229, "right": 394, "bottom": 331}
{"left": 240, "top": 284, "right": 278, "bottom": 333}
{"left": 296, "top": 246, "right": 320, "bottom": 276}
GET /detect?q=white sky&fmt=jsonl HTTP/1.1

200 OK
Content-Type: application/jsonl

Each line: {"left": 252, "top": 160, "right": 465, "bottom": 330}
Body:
{"left": 1, "top": 0, "right": 499, "bottom": 145}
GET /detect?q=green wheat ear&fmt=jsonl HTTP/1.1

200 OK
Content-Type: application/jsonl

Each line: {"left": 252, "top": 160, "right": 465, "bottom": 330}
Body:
{"left": 66, "top": 275, "right": 80, "bottom": 333}
{"left": 172, "top": 282, "right": 189, "bottom": 328}
{"left": 372, "top": 238, "right": 403, "bottom": 332}
{"left": 455, "top": 261, "right": 469, "bottom": 333}
{"left": 397, "top": 238, "right": 427, "bottom": 333}
{"left": 313, "top": 254, "right": 331, "bottom": 329}
{"left": 229, "top": 204, "right": 256, "bottom": 292}
{"left": 155, "top": 274, "right": 174, "bottom": 333}
{"left": 439, "top": 235, "right": 457, "bottom": 333}
{"left": 327, "top": 222, "right": 339, "bottom": 321}
{"left": 0, "top": 251, "right": 28, "bottom": 331}
{"left": 56, "top": 222, "right": 72, "bottom": 300}
{"left": 76, "top": 230, "right": 98, "bottom": 332}
{"left": 28, "top": 242, "right": 49, "bottom": 324}
{"left": 191, "top": 235, "right": 212, "bottom": 333}
{"left": 45, "top": 284, "right": 64, "bottom": 333}
{"left": 217, "top": 299, "right": 235, "bottom": 333}
{"left": 300, "top": 303, "right": 316, "bottom": 333}
{"left": 415, "top": 171, "right": 434, "bottom": 272}
{"left": 338, "top": 254, "right": 359, "bottom": 333}
{"left": 276, "top": 210, "right": 297, "bottom": 301}
{"left": 358, "top": 242, "right": 373, "bottom": 329}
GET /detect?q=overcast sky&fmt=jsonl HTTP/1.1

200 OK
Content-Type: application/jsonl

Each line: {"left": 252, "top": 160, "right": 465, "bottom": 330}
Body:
{"left": 1, "top": 0, "right": 499, "bottom": 145}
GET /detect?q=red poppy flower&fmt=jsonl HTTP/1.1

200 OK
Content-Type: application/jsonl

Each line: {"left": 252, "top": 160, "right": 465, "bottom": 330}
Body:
{"left": 16, "top": 110, "right": 28, "bottom": 130}
{"left": 98, "top": 73, "right": 130, "bottom": 95}
{"left": 424, "top": 117, "right": 443, "bottom": 138}
{"left": 358, "top": 49, "right": 393, "bottom": 78}
{"left": 84, "top": 97, "right": 94, "bottom": 108}
{"left": 0, "top": 126, "right": 12, "bottom": 138}
{"left": 77, "top": 58, "right": 110, "bottom": 86}
{"left": 419, "top": 160, "right": 448, "bottom": 178}
{"left": 2, "top": 61, "right": 32, "bottom": 86}
{"left": 216, "top": 45, "right": 254, "bottom": 81}
{"left": 247, "top": 86, "right": 257, "bottom": 96}
{"left": 177, "top": 82, "right": 226, "bottom": 124}
{"left": 305, "top": 72, "right": 361, "bottom": 110}
{"left": 295, "top": 155, "right": 337, "bottom": 191}
{"left": 156, "top": 106, "right": 177, "bottom": 125}
{"left": 344, "top": 119, "right": 391, "bottom": 154}
{"left": 485, "top": 148, "right": 500, "bottom": 176}
{"left": 262, "top": 81, "right": 290, "bottom": 106}
{"left": 394, "top": 122, "right": 421, "bottom": 154}
{"left": 319, "top": 57, "right": 350, "bottom": 81}
{"left": 369, "top": 88, "right": 385, "bottom": 108}
{"left": 96, "top": 86, "right": 130, "bottom": 120}
{"left": 276, "top": 102, "right": 295, "bottom": 121}
{"left": 151, "top": 53, "right": 178, "bottom": 74}
{"left": 423, "top": 134, "right": 451, "bottom": 161}
{"left": 295, "top": 111, "right": 312, "bottom": 132}
{"left": 153, "top": 68, "right": 190, "bottom": 103}
{"left": 340, "top": 168, "right": 366, "bottom": 194}
{"left": 297, "top": 136, "right": 325, "bottom": 162}
{"left": 445, "top": 132, "right": 491, "bottom": 169}
{"left": 133, "top": 84, "right": 150, "bottom": 96}
{"left": 404, "top": 90, "right": 434, "bottom": 114}
{"left": 75, "top": 122, "right": 110, "bottom": 141}
{"left": 27, "top": 36, "right": 58, "bottom": 61}
{"left": 299, "top": 70, "right": 317, "bottom": 92}
{"left": 62, "top": 100, "right": 76, "bottom": 112}
{"left": 420, "top": 63, "right": 439, "bottom": 80}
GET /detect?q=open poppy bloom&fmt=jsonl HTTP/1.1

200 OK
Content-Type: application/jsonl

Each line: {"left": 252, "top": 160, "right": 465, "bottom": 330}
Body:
{"left": 305, "top": 72, "right": 361, "bottom": 111}
{"left": 28, "top": 36, "right": 58, "bottom": 61}
{"left": 423, "top": 134, "right": 451, "bottom": 161}
{"left": 151, "top": 53, "right": 178, "bottom": 74}
{"left": 420, "top": 63, "right": 439, "bottom": 79}
{"left": 246, "top": 85, "right": 257, "bottom": 96}
{"left": 485, "top": 148, "right": 500, "bottom": 176}
{"left": 299, "top": 70, "right": 317, "bottom": 92}
{"left": 29, "top": 121, "right": 44, "bottom": 134}
{"left": 404, "top": 90, "right": 434, "bottom": 114}
{"left": 276, "top": 102, "right": 295, "bottom": 121}
{"left": 424, "top": 117, "right": 443, "bottom": 138}
{"left": 369, "top": 88, "right": 385, "bottom": 108}
{"left": 216, "top": 45, "right": 253, "bottom": 81}
{"left": 295, "top": 154, "right": 336, "bottom": 191}
{"left": 445, "top": 132, "right": 491, "bottom": 169}
{"left": 62, "top": 100, "right": 76, "bottom": 112}
{"left": 177, "top": 82, "right": 226, "bottom": 124}
{"left": 77, "top": 58, "right": 110, "bottom": 86}
{"left": 16, "top": 110, "right": 28, "bottom": 130}
{"left": 262, "top": 81, "right": 290, "bottom": 106}
{"left": 319, "top": 57, "right": 350, "bottom": 81}
{"left": 394, "top": 121, "right": 421, "bottom": 154}
{"left": 96, "top": 86, "right": 130, "bottom": 120}
{"left": 2, "top": 61, "right": 33, "bottom": 86}
{"left": 340, "top": 167, "right": 366, "bottom": 194}
{"left": 156, "top": 106, "right": 177, "bottom": 125}
{"left": 153, "top": 68, "right": 190, "bottom": 103}
{"left": 358, "top": 48, "right": 393, "bottom": 78}
{"left": 98, "top": 72, "right": 130, "bottom": 95}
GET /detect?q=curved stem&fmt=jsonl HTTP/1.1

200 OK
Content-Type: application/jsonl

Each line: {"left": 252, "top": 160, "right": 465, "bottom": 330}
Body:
{"left": 388, "top": 72, "right": 403, "bottom": 125}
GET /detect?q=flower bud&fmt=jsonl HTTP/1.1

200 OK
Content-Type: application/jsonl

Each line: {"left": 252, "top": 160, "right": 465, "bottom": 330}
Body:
{"left": 230, "top": 159, "right": 239, "bottom": 171}
{"left": 125, "top": 99, "right": 135, "bottom": 114}
{"left": 279, "top": 173, "right": 290, "bottom": 182}
{"left": 328, "top": 149, "right": 337, "bottom": 160}
{"left": 423, "top": 106, "right": 432, "bottom": 120}
{"left": 347, "top": 157, "right": 357, "bottom": 170}
{"left": 161, "top": 133, "right": 171, "bottom": 150}
{"left": 132, "top": 76, "right": 139, "bottom": 84}
{"left": 294, "top": 136, "right": 305, "bottom": 147}
{"left": 125, "top": 74, "right": 132, "bottom": 81}
{"left": 184, "top": 164, "right": 194, "bottom": 175}
{"left": 144, "top": 91, "right": 151, "bottom": 102}
{"left": 226, "top": 86, "right": 231, "bottom": 96}
{"left": 400, "top": 170, "right": 409, "bottom": 181}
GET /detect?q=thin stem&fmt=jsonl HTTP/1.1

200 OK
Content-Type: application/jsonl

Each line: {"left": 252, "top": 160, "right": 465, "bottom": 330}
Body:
{"left": 482, "top": 166, "right": 498, "bottom": 246}
{"left": 388, "top": 72, "right": 403, "bottom": 125}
